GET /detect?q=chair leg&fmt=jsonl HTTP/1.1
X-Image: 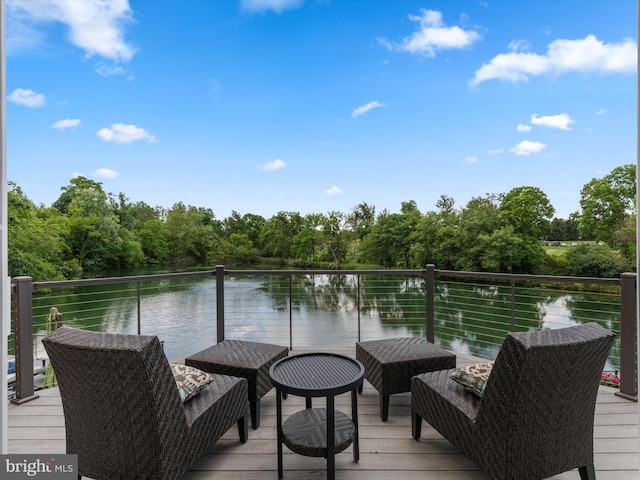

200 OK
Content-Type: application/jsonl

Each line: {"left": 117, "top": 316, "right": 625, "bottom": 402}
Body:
{"left": 411, "top": 412, "right": 422, "bottom": 440}
{"left": 380, "top": 394, "right": 389, "bottom": 422}
{"left": 238, "top": 413, "right": 248, "bottom": 443}
{"left": 250, "top": 399, "right": 260, "bottom": 429}
{"left": 579, "top": 464, "right": 595, "bottom": 480}
{"left": 358, "top": 383, "right": 363, "bottom": 394}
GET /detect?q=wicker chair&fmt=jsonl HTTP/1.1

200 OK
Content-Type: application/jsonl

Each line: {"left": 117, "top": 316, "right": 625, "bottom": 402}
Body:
{"left": 411, "top": 322, "right": 615, "bottom": 480}
{"left": 43, "top": 327, "right": 249, "bottom": 480}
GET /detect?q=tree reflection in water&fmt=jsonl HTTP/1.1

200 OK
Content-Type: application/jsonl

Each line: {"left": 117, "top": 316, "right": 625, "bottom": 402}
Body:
{"left": 28, "top": 273, "right": 621, "bottom": 369}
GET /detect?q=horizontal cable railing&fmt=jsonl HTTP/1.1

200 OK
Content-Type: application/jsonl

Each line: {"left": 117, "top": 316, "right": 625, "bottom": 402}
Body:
{"left": 9, "top": 265, "right": 636, "bottom": 403}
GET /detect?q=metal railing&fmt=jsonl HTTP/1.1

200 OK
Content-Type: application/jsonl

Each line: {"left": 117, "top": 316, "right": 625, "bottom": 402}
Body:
{"left": 9, "top": 265, "right": 637, "bottom": 403}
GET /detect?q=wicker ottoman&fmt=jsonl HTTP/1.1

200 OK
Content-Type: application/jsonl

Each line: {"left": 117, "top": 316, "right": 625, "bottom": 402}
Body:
{"left": 186, "top": 339, "right": 288, "bottom": 429}
{"left": 355, "top": 337, "right": 456, "bottom": 421}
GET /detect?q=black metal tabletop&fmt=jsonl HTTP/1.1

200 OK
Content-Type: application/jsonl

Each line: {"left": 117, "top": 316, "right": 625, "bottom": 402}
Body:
{"left": 269, "top": 353, "right": 365, "bottom": 398}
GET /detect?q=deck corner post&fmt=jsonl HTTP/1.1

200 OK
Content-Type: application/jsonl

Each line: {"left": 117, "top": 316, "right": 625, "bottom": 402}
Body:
{"left": 11, "top": 276, "right": 38, "bottom": 404}
{"left": 617, "top": 272, "right": 637, "bottom": 400}
{"left": 215, "top": 265, "right": 225, "bottom": 343}
{"left": 425, "top": 264, "right": 435, "bottom": 343}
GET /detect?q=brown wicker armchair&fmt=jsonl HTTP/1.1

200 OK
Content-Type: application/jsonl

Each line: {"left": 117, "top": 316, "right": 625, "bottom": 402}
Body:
{"left": 411, "top": 322, "right": 615, "bottom": 480}
{"left": 43, "top": 327, "right": 249, "bottom": 480}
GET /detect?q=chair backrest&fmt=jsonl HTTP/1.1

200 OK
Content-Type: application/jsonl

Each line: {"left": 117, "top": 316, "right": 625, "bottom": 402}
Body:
{"left": 475, "top": 322, "right": 614, "bottom": 474}
{"left": 42, "top": 327, "right": 187, "bottom": 478}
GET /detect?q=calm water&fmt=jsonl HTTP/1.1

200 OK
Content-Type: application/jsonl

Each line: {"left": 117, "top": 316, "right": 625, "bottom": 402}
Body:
{"left": 25, "top": 273, "right": 621, "bottom": 369}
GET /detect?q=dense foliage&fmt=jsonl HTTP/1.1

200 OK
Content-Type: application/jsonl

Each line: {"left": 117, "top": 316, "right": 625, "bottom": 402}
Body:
{"left": 8, "top": 165, "right": 636, "bottom": 281}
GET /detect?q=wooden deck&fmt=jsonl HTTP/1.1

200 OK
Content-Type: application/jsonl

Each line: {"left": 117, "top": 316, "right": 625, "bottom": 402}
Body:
{"left": 7, "top": 347, "right": 640, "bottom": 479}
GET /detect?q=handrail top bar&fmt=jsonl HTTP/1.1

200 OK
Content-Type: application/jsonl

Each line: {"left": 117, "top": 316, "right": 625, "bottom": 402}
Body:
{"left": 25, "top": 266, "right": 625, "bottom": 292}
{"left": 435, "top": 269, "right": 621, "bottom": 285}
{"left": 32, "top": 270, "right": 215, "bottom": 290}
{"left": 229, "top": 269, "right": 424, "bottom": 276}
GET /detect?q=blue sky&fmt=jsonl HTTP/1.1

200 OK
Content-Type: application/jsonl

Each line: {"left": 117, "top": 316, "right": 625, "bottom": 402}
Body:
{"left": 5, "top": 0, "right": 637, "bottom": 220}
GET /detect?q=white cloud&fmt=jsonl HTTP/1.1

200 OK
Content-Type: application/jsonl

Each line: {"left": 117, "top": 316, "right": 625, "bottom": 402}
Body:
{"left": 324, "top": 186, "right": 343, "bottom": 196}
{"left": 531, "top": 113, "right": 575, "bottom": 130}
{"left": 96, "top": 63, "right": 127, "bottom": 76}
{"left": 517, "top": 124, "right": 532, "bottom": 132}
{"left": 510, "top": 140, "right": 546, "bottom": 155}
{"left": 351, "top": 101, "right": 386, "bottom": 119}
{"left": 96, "top": 123, "right": 157, "bottom": 144}
{"left": 93, "top": 168, "right": 119, "bottom": 179}
{"left": 508, "top": 39, "right": 532, "bottom": 52}
{"left": 7, "top": 88, "right": 45, "bottom": 107}
{"left": 488, "top": 148, "right": 504, "bottom": 154}
{"left": 52, "top": 118, "right": 81, "bottom": 129}
{"left": 7, "top": 0, "right": 136, "bottom": 62}
{"left": 379, "top": 9, "right": 480, "bottom": 57}
{"left": 472, "top": 35, "right": 637, "bottom": 85}
{"left": 261, "top": 159, "right": 286, "bottom": 171}
{"left": 465, "top": 156, "right": 478, "bottom": 163}
{"left": 597, "top": 108, "right": 608, "bottom": 115}
{"left": 240, "top": 0, "right": 304, "bottom": 13}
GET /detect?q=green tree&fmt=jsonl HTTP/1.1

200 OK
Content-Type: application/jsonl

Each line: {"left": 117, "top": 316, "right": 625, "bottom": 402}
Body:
{"left": 259, "top": 212, "right": 303, "bottom": 259}
{"left": 8, "top": 182, "right": 77, "bottom": 280}
{"left": 292, "top": 213, "right": 324, "bottom": 263}
{"left": 130, "top": 201, "right": 163, "bottom": 226}
{"left": 398, "top": 201, "right": 421, "bottom": 268}
{"left": 361, "top": 209, "right": 413, "bottom": 268}
{"left": 65, "top": 186, "right": 123, "bottom": 271}
{"left": 612, "top": 214, "right": 636, "bottom": 265}
{"left": 118, "top": 228, "right": 145, "bottom": 267}
{"left": 410, "top": 211, "right": 442, "bottom": 267}
{"left": 435, "top": 194, "right": 456, "bottom": 219}
{"left": 164, "top": 202, "right": 221, "bottom": 263}
{"left": 410, "top": 196, "right": 462, "bottom": 270}
{"left": 138, "top": 219, "right": 170, "bottom": 264}
{"left": 549, "top": 216, "right": 580, "bottom": 241}
{"left": 348, "top": 202, "right": 376, "bottom": 241}
{"left": 454, "top": 194, "right": 502, "bottom": 271}
{"left": 579, "top": 164, "right": 636, "bottom": 245}
{"left": 564, "top": 244, "right": 632, "bottom": 278}
{"left": 211, "top": 233, "right": 259, "bottom": 265}
{"left": 475, "top": 226, "right": 524, "bottom": 273}
{"left": 222, "top": 211, "right": 266, "bottom": 249}
{"left": 223, "top": 210, "right": 245, "bottom": 236}
{"left": 110, "top": 192, "right": 135, "bottom": 231}
{"left": 321, "top": 211, "right": 350, "bottom": 269}
{"left": 52, "top": 176, "right": 106, "bottom": 215}
{"left": 430, "top": 196, "right": 461, "bottom": 269}
{"left": 500, "top": 186, "right": 555, "bottom": 239}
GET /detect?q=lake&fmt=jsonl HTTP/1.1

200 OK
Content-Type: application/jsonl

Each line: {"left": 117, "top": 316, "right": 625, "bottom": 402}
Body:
{"left": 26, "top": 272, "right": 621, "bottom": 370}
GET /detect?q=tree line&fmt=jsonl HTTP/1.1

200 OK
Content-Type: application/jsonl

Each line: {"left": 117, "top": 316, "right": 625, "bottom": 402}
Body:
{"left": 9, "top": 164, "right": 636, "bottom": 281}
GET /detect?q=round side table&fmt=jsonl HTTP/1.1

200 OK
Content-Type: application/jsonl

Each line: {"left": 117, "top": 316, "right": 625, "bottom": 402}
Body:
{"left": 269, "top": 353, "right": 365, "bottom": 480}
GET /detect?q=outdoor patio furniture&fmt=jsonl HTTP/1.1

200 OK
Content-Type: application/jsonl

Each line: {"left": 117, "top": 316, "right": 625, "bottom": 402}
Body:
{"left": 411, "top": 322, "right": 615, "bottom": 480}
{"left": 269, "top": 353, "right": 365, "bottom": 480}
{"left": 42, "top": 326, "right": 249, "bottom": 480}
{"left": 186, "top": 339, "right": 289, "bottom": 429}
{"left": 355, "top": 337, "right": 456, "bottom": 421}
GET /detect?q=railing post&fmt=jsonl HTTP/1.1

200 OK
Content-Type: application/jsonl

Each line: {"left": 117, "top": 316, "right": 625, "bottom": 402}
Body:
{"left": 11, "top": 276, "right": 38, "bottom": 404}
{"left": 136, "top": 281, "right": 141, "bottom": 335}
{"left": 426, "top": 264, "right": 435, "bottom": 343}
{"left": 617, "top": 273, "right": 637, "bottom": 400}
{"left": 288, "top": 274, "right": 293, "bottom": 351}
{"left": 510, "top": 279, "right": 516, "bottom": 331}
{"left": 357, "top": 274, "right": 361, "bottom": 343}
{"left": 215, "top": 265, "right": 225, "bottom": 343}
